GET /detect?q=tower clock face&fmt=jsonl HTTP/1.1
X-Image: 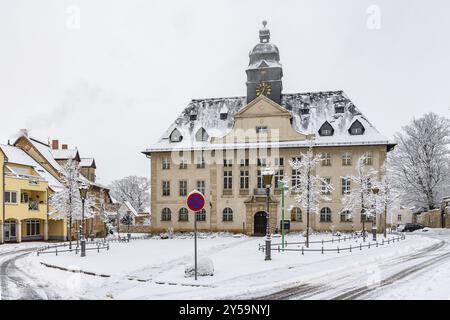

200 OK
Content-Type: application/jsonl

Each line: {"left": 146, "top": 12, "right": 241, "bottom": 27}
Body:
{"left": 256, "top": 81, "right": 272, "bottom": 97}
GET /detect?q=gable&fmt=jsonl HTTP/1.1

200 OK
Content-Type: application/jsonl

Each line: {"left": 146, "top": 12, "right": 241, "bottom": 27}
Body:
{"left": 234, "top": 95, "right": 291, "bottom": 119}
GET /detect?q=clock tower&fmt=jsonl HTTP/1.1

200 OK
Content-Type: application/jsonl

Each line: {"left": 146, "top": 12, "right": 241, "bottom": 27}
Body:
{"left": 246, "top": 21, "right": 283, "bottom": 105}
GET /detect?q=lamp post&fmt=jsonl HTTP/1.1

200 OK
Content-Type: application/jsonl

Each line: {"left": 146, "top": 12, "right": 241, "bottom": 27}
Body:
{"left": 262, "top": 167, "right": 274, "bottom": 261}
{"left": 79, "top": 183, "right": 88, "bottom": 257}
{"left": 372, "top": 186, "right": 380, "bottom": 242}
{"left": 361, "top": 208, "right": 366, "bottom": 242}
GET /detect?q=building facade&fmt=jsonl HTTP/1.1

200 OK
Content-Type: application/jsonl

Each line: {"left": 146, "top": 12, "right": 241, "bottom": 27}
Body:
{"left": 143, "top": 23, "right": 395, "bottom": 235}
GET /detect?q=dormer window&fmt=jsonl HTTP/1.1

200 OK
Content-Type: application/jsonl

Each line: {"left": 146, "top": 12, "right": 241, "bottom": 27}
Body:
{"left": 220, "top": 112, "right": 228, "bottom": 120}
{"left": 335, "top": 106, "right": 345, "bottom": 113}
{"left": 349, "top": 120, "right": 365, "bottom": 135}
{"left": 170, "top": 128, "right": 183, "bottom": 142}
{"left": 300, "top": 108, "right": 310, "bottom": 115}
{"left": 189, "top": 109, "right": 198, "bottom": 121}
{"left": 319, "top": 121, "right": 334, "bottom": 136}
{"left": 195, "top": 127, "right": 209, "bottom": 142}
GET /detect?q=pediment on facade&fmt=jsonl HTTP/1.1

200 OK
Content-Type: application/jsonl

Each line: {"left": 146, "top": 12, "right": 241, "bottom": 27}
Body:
{"left": 234, "top": 95, "right": 291, "bottom": 119}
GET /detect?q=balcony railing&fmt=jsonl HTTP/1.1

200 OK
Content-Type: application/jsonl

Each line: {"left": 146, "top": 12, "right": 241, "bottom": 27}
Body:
{"left": 254, "top": 188, "right": 268, "bottom": 196}
{"left": 28, "top": 201, "right": 40, "bottom": 211}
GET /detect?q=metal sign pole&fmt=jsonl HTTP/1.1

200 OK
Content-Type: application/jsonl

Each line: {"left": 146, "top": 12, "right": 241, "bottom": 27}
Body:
{"left": 194, "top": 212, "right": 197, "bottom": 281}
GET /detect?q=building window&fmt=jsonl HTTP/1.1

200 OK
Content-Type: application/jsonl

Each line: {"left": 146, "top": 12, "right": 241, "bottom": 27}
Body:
{"left": 179, "top": 180, "right": 187, "bottom": 197}
{"left": 26, "top": 220, "right": 40, "bottom": 236}
{"left": 240, "top": 170, "right": 249, "bottom": 189}
{"left": 274, "top": 157, "right": 284, "bottom": 166}
{"left": 342, "top": 178, "right": 351, "bottom": 195}
{"left": 322, "top": 178, "right": 332, "bottom": 195}
{"left": 321, "top": 152, "right": 331, "bottom": 166}
{"left": 179, "top": 158, "right": 188, "bottom": 169}
{"left": 179, "top": 208, "right": 188, "bottom": 221}
{"left": 364, "top": 152, "right": 373, "bottom": 166}
{"left": 161, "top": 208, "right": 171, "bottom": 221}
{"left": 224, "top": 171, "right": 233, "bottom": 190}
{"left": 170, "top": 128, "right": 183, "bottom": 142}
{"left": 196, "top": 209, "right": 206, "bottom": 221}
{"left": 162, "top": 158, "right": 170, "bottom": 170}
{"left": 223, "top": 159, "right": 233, "bottom": 167}
{"left": 320, "top": 207, "right": 332, "bottom": 222}
{"left": 397, "top": 214, "right": 402, "bottom": 222}
{"left": 223, "top": 208, "right": 233, "bottom": 222}
{"left": 319, "top": 122, "right": 334, "bottom": 136}
{"left": 342, "top": 152, "right": 352, "bottom": 166}
{"left": 195, "top": 127, "right": 209, "bottom": 141}
{"left": 240, "top": 159, "right": 249, "bottom": 167}
{"left": 274, "top": 170, "right": 284, "bottom": 189}
{"left": 196, "top": 180, "right": 205, "bottom": 194}
{"left": 256, "top": 126, "right": 268, "bottom": 134}
{"left": 196, "top": 155, "right": 205, "bottom": 169}
{"left": 291, "top": 207, "right": 302, "bottom": 222}
{"left": 257, "top": 158, "right": 267, "bottom": 167}
{"left": 4, "top": 191, "right": 17, "bottom": 204}
{"left": 340, "top": 210, "right": 353, "bottom": 222}
{"left": 349, "top": 120, "right": 365, "bottom": 135}
{"left": 291, "top": 169, "right": 301, "bottom": 188}
{"left": 21, "top": 192, "right": 29, "bottom": 203}
{"left": 257, "top": 170, "right": 264, "bottom": 188}
{"left": 162, "top": 181, "right": 170, "bottom": 197}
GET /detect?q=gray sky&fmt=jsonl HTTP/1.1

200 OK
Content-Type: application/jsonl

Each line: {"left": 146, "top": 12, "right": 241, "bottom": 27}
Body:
{"left": 1, "top": 0, "right": 449, "bottom": 184}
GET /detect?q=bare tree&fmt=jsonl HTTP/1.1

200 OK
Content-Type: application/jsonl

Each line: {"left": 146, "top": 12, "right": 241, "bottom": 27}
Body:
{"left": 109, "top": 176, "right": 150, "bottom": 212}
{"left": 389, "top": 113, "right": 450, "bottom": 210}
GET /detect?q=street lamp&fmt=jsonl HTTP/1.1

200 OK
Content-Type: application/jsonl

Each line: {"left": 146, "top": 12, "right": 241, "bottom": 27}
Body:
{"left": 372, "top": 186, "right": 380, "bottom": 241}
{"left": 79, "top": 183, "right": 89, "bottom": 257}
{"left": 262, "top": 167, "right": 274, "bottom": 261}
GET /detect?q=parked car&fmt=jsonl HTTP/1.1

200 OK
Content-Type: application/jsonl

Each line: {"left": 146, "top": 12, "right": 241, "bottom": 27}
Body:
{"left": 402, "top": 223, "right": 425, "bottom": 232}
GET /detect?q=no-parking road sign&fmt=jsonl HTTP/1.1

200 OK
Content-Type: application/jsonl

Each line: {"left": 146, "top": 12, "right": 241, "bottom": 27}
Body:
{"left": 186, "top": 190, "right": 205, "bottom": 212}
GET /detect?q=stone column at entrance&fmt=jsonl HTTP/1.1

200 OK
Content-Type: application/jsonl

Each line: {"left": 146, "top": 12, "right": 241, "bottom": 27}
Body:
{"left": 0, "top": 221, "right": 3, "bottom": 244}
{"left": 44, "top": 220, "right": 49, "bottom": 241}
{"left": 16, "top": 221, "right": 22, "bottom": 243}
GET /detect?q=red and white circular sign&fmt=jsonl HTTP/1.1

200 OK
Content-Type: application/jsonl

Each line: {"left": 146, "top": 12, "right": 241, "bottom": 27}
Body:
{"left": 186, "top": 191, "right": 205, "bottom": 212}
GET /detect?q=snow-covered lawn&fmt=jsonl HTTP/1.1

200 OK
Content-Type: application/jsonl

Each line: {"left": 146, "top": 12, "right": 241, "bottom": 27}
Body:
{"left": 17, "top": 231, "right": 447, "bottom": 300}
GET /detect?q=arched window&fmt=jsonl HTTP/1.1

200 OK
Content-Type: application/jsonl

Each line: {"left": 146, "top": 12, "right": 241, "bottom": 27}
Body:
{"left": 161, "top": 208, "right": 171, "bottom": 221}
{"left": 291, "top": 207, "right": 302, "bottom": 222}
{"left": 319, "top": 121, "right": 334, "bottom": 136}
{"left": 349, "top": 120, "right": 365, "bottom": 135}
{"left": 340, "top": 210, "right": 352, "bottom": 222}
{"left": 195, "top": 127, "right": 209, "bottom": 142}
{"left": 196, "top": 209, "right": 206, "bottom": 221}
{"left": 179, "top": 208, "right": 188, "bottom": 222}
{"left": 223, "top": 208, "right": 233, "bottom": 222}
{"left": 170, "top": 128, "right": 183, "bottom": 142}
{"left": 320, "top": 207, "right": 332, "bottom": 222}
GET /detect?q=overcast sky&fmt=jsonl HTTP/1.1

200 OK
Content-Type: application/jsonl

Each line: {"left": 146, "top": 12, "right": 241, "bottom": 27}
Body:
{"left": 1, "top": 0, "right": 449, "bottom": 184}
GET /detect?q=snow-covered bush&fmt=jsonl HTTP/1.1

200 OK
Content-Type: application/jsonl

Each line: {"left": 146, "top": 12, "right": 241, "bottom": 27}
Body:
{"left": 184, "top": 257, "right": 214, "bottom": 277}
{"left": 160, "top": 233, "right": 169, "bottom": 239}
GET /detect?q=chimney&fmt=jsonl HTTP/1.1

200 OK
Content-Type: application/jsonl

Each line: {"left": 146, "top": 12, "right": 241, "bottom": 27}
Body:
{"left": 62, "top": 144, "right": 68, "bottom": 150}
{"left": 20, "top": 129, "right": 28, "bottom": 137}
{"left": 52, "top": 140, "right": 59, "bottom": 150}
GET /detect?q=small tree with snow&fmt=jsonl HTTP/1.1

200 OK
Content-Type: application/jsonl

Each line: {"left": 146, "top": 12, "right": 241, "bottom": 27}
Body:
{"left": 341, "top": 154, "right": 378, "bottom": 240}
{"left": 289, "top": 142, "right": 334, "bottom": 247}
{"left": 377, "top": 164, "right": 397, "bottom": 237}
{"left": 49, "top": 160, "right": 95, "bottom": 247}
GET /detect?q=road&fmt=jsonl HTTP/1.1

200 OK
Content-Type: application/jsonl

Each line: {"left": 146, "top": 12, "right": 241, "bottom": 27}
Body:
{"left": 255, "top": 232, "right": 450, "bottom": 300}
{"left": 0, "top": 244, "right": 57, "bottom": 300}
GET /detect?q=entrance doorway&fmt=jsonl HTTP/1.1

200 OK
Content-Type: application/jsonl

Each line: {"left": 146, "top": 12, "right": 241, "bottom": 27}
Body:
{"left": 254, "top": 212, "right": 267, "bottom": 236}
{"left": 4, "top": 221, "right": 17, "bottom": 242}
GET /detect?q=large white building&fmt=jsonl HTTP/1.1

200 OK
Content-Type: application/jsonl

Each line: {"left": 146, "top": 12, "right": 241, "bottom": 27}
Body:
{"left": 143, "top": 22, "right": 395, "bottom": 235}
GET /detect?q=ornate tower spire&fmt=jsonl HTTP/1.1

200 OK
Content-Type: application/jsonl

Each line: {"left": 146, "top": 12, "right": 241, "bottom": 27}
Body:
{"left": 246, "top": 21, "right": 283, "bottom": 104}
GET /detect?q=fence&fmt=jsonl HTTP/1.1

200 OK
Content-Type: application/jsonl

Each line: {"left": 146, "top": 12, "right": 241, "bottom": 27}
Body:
{"left": 266, "top": 233, "right": 365, "bottom": 249}
{"left": 36, "top": 234, "right": 150, "bottom": 256}
{"left": 259, "top": 234, "right": 406, "bottom": 255}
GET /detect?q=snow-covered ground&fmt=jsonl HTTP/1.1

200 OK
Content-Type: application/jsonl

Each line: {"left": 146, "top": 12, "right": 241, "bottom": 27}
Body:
{"left": 11, "top": 230, "right": 449, "bottom": 300}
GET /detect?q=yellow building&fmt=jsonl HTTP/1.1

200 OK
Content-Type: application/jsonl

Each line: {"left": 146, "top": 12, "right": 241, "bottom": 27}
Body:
{"left": 0, "top": 144, "right": 66, "bottom": 243}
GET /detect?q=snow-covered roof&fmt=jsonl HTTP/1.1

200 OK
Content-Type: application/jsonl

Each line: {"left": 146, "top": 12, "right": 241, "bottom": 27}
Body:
{"left": 144, "top": 91, "right": 394, "bottom": 153}
{"left": 80, "top": 157, "right": 96, "bottom": 168}
{"left": 0, "top": 144, "right": 63, "bottom": 192}
{"left": 119, "top": 201, "right": 139, "bottom": 217}
{"left": 51, "top": 149, "right": 80, "bottom": 161}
